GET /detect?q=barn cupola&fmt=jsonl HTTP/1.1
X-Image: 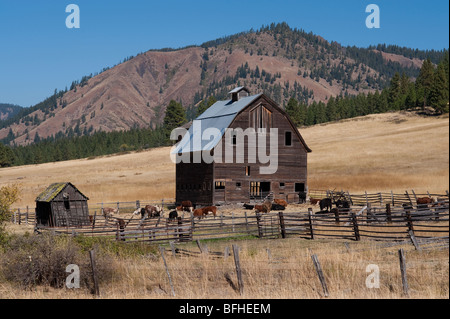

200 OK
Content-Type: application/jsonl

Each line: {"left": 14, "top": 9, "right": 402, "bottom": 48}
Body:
{"left": 229, "top": 87, "right": 250, "bottom": 102}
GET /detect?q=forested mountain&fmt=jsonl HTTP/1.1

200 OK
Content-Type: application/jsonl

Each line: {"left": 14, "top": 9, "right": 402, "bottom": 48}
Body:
{"left": 0, "top": 104, "right": 22, "bottom": 121}
{"left": 2, "top": 22, "right": 446, "bottom": 147}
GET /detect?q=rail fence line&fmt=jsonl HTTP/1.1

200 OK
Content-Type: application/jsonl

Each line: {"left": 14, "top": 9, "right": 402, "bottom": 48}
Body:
{"left": 309, "top": 189, "right": 449, "bottom": 207}
{"left": 31, "top": 200, "right": 449, "bottom": 248}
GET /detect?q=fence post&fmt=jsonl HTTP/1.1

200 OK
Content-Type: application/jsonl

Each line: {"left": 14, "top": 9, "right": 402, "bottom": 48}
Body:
{"left": 278, "top": 212, "right": 286, "bottom": 239}
{"left": 232, "top": 244, "right": 244, "bottom": 296}
{"left": 244, "top": 211, "right": 249, "bottom": 232}
{"left": 256, "top": 212, "right": 263, "bottom": 238}
{"left": 405, "top": 191, "right": 413, "bottom": 207}
{"left": 18, "top": 208, "right": 21, "bottom": 225}
{"left": 406, "top": 210, "right": 414, "bottom": 233}
{"left": 408, "top": 230, "right": 421, "bottom": 251}
{"left": 398, "top": 248, "right": 409, "bottom": 297}
{"left": 308, "top": 208, "right": 315, "bottom": 240}
{"left": 366, "top": 203, "right": 371, "bottom": 223}
{"left": 159, "top": 247, "right": 176, "bottom": 297}
{"left": 386, "top": 203, "right": 392, "bottom": 224}
{"left": 26, "top": 206, "right": 29, "bottom": 225}
{"left": 89, "top": 250, "right": 100, "bottom": 297}
{"left": 351, "top": 212, "right": 360, "bottom": 241}
{"left": 334, "top": 208, "right": 340, "bottom": 224}
{"left": 311, "top": 253, "right": 329, "bottom": 297}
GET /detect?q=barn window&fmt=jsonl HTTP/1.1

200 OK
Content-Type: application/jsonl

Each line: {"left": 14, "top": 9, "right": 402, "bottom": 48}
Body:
{"left": 245, "top": 166, "right": 251, "bottom": 176}
{"left": 236, "top": 182, "right": 242, "bottom": 189}
{"left": 279, "top": 182, "right": 285, "bottom": 189}
{"left": 250, "top": 105, "right": 272, "bottom": 132}
{"left": 285, "top": 131, "right": 292, "bottom": 146}
{"left": 215, "top": 181, "right": 225, "bottom": 190}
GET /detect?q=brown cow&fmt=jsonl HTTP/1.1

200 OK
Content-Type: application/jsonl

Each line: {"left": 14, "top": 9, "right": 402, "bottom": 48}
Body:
{"left": 202, "top": 206, "right": 217, "bottom": 218}
{"left": 417, "top": 197, "right": 433, "bottom": 205}
{"left": 274, "top": 199, "right": 288, "bottom": 207}
{"left": 181, "top": 201, "right": 193, "bottom": 212}
{"left": 310, "top": 198, "right": 320, "bottom": 205}
{"left": 146, "top": 205, "right": 162, "bottom": 218}
{"left": 255, "top": 201, "right": 271, "bottom": 214}
{"left": 193, "top": 208, "right": 204, "bottom": 220}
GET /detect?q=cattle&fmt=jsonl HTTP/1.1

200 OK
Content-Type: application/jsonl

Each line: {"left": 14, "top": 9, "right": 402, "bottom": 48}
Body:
{"left": 202, "top": 206, "right": 217, "bottom": 218}
{"left": 181, "top": 201, "right": 194, "bottom": 212}
{"left": 168, "top": 210, "right": 178, "bottom": 221}
{"left": 147, "top": 205, "right": 162, "bottom": 218}
{"left": 133, "top": 205, "right": 162, "bottom": 219}
{"left": 319, "top": 198, "right": 332, "bottom": 212}
{"left": 417, "top": 197, "right": 433, "bottom": 205}
{"left": 310, "top": 198, "right": 320, "bottom": 205}
{"left": 255, "top": 201, "right": 271, "bottom": 214}
{"left": 273, "top": 199, "right": 288, "bottom": 208}
{"left": 243, "top": 203, "right": 254, "bottom": 210}
{"left": 271, "top": 203, "right": 286, "bottom": 211}
{"left": 193, "top": 208, "right": 204, "bottom": 220}
{"left": 102, "top": 207, "right": 117, "bottom": 218}
{"left": 336, "top": 199, "right": 350, "bottom": 212}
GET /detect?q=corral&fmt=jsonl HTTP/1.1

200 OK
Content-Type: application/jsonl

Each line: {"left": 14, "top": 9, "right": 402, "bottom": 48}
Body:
{"left": 11, "top": 190, "right": 449, "bottom": 248}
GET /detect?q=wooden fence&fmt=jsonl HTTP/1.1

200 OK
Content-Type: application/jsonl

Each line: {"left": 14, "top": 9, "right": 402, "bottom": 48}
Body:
{"left": 33, "top": 200, "right": 449, "bottom": 249}
{"left": 309, "top": 189, "right": 449, "bottom": 207}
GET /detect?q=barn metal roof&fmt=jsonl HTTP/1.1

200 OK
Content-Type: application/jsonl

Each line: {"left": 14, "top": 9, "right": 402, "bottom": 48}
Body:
{"left": 173, "top": 93, "right": 262, "bottom": 154}
{"left": 35, "top": 182, "right": 89, "bottom": 202}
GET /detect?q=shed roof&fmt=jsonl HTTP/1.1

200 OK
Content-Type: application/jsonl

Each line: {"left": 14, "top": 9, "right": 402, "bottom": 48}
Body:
{"left": 173, "top": 93, "right": 262, "bottom": 154}
{"left": 35, "top": 182, "right": 89, "bottom": 202}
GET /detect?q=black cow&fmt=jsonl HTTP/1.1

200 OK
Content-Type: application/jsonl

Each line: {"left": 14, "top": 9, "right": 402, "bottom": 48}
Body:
{"left": 320, "top": 198, "right": 332, "bottom": 211}
{"left": 271, "top": 203, "right": 286, "bottom": 211}
{"left": 168, "top": 210, "right": 178, "bottom": 221}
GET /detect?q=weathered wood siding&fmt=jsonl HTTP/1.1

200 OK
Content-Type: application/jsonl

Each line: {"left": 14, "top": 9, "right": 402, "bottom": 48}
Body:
{"left": 214, "top": 95, "right": 308, "bottom": 203}
{"left": 176, "top": 153, "right": 214, "bottom": 206}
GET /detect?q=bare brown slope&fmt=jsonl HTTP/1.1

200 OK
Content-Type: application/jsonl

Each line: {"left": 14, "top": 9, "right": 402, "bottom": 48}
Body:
{"left": 0, "top": 31, "right": 419, "bottom": 145}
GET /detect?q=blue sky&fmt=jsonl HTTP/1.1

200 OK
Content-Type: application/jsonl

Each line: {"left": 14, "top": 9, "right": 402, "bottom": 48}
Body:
{"left": 0, "top": 0, "right": 448, "bottom": 108}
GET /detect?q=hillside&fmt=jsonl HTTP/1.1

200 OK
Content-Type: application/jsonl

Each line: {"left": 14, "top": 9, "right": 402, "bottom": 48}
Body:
{"left": 1, "top": 111, "right": 448, "bottom": 207}
{"left": 0, "top": 23, "right": 440, "bottom": 146}
{"left": 0, "top": 104, "right": 22, "bottom": 121}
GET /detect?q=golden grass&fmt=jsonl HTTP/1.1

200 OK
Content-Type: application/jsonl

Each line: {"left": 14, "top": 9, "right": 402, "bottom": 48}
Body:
{"left": 0, "top": 238, "right": 447, "bottom": 299}
{"left": 0, "top": 111, "right": 448, "bottom": 207}
{"left": 302, "top": 112, "right": 449, "bottom": 193}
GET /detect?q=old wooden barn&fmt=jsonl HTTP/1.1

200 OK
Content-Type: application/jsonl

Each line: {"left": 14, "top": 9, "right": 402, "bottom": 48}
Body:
{"left": 173, "top": 87, "right": 311, "bottom": 206}
{"left": 35, "top": 182, "right": 90, "bottom": 227}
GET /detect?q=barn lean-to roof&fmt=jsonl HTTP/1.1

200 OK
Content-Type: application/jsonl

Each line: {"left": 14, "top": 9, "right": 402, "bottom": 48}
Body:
{"left": 173, "top": 93, "right": 262, "bottom": 154}
{"left": 35, "top": 182, "right": 89, "bottom": 202}
{"left": 173, "top": 89, "right": 311, "bottom": 155}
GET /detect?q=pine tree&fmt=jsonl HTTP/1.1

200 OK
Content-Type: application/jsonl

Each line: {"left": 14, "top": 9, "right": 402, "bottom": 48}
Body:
{"left": 429, "top": 62, "right": 449, "bottom": 114}
{"left": 388, "top": 72, "right": 402, "bottom": 109}
{"left": 0, "top": 143, "right": 15, "bottom": 167}
{"left": 163, "top": 100, "right": 187, "bottom": 139}
{"left": 285, "top": 97, "right": 300, "bottom": 126}
{"left": 415, "top": 58, "right": 435, "bottom": 108}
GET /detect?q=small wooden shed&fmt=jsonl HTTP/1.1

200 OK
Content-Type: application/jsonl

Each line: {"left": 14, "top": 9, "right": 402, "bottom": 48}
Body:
{"left": 35, "top": 182, "right": 90, "bottom": 227}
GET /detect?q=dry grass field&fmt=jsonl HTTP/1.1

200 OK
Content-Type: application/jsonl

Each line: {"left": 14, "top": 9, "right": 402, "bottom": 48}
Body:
{"left": 0, "top": 111, "right": 448, "bottom": 207}
{"left": 0, "top": 111, "right": 448, "bottom": 300}
{"left": 0, "top": 237, "right": 447, "bottom": 299}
